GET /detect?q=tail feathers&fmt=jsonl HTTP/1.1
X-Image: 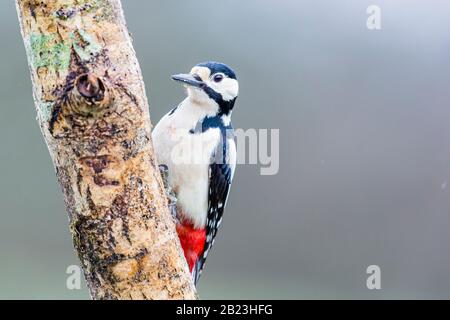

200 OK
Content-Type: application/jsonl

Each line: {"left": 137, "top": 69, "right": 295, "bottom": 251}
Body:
{"left": 192, "top": 260, "right": 203, "bottom": 286}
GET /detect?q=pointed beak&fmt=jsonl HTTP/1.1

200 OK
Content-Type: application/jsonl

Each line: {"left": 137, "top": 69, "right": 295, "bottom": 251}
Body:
{"left": 171, "top": 73, "right": 205, "bottom": 88}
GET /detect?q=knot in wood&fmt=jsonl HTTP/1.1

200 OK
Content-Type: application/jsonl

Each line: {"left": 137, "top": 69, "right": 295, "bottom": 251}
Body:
{"left": 77, "top": 73, "right": 105, "bottom": 101}
{"left": 69, "top": 73, "right": 114, "bottom": 116}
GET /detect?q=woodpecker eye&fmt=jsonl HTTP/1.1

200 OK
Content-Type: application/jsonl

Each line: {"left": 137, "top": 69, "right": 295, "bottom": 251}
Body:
{"left": 213, "top": 74, "right": 224, "bottom": 83}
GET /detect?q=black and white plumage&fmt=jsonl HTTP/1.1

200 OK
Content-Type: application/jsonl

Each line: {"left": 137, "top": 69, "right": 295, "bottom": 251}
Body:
{"left": 152, "top": 62, "right": 238, "bottom": 285}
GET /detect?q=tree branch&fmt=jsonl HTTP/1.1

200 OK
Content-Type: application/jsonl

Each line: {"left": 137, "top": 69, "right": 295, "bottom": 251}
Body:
{"left": 16, "top": 0, "right": 197, "bottom": 300}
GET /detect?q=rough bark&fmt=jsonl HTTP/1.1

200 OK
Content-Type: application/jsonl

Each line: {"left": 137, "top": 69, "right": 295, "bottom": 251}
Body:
{"left": 16, "top": 0, "right": 197, "bottom": 300}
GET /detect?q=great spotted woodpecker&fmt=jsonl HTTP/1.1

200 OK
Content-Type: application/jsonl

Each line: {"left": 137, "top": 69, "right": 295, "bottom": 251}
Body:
{"left": 152, "top": 62, "right": 238, "bottom": 285}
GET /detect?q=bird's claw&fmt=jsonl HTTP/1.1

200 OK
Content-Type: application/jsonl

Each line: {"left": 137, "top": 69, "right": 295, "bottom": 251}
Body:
{"left": 159, "top": 164, "right": 179, "bottom": 220}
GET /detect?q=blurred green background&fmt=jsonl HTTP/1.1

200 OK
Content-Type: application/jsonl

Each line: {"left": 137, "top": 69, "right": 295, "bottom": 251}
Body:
{"left": 1, "top": 0, "right": 450, "bottom": 299}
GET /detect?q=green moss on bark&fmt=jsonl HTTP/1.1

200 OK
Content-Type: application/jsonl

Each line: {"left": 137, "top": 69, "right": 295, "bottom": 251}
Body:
{"left": 29, "top": 34, "right": 71, "bottom": 70}
{"left": 28, "top": 28, "right": 102, "bottom": 71}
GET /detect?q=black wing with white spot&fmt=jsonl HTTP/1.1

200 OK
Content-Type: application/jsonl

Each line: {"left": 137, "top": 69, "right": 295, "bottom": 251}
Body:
{"left": 193, "top": 139, "right": 236, "bottom": 285}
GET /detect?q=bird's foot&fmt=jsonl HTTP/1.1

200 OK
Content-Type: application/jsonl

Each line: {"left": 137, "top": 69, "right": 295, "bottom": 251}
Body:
{"left": 159, "top": 164, "right": 169, "bottom": 186}
{"left": 159, "top": 164, "right": 178, "bottom": 220}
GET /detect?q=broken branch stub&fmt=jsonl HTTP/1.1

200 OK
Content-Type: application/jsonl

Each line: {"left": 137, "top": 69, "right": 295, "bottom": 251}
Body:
{"left": 59, "top": 73, "right": 114, "bottom": 120}
{"left": 75, "top": 73, "right": 109, "bottom": 107}
{"left": 16, "top": 0, "right": 196, "bottom": 300}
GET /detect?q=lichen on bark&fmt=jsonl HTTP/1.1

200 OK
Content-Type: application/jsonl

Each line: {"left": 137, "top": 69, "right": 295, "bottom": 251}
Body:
{"left": 16, "top": 0, "right": 197, "bottom": 300}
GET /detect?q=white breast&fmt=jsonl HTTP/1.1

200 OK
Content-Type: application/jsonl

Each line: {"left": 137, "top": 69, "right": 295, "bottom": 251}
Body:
{"left": 152, "top": 98, "right": 221, "bottom": 228}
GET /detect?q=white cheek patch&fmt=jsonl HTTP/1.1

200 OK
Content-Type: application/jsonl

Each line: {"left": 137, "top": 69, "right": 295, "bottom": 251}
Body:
{"left": 209, "top": 78, "right": 239, "bottom": 101}
{"left": 189, "top": 66, "right": 239, "bottom": 102}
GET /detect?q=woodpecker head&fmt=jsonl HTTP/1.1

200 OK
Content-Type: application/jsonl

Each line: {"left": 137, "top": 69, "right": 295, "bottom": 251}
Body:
{"left": 172, "top": 62, "right": 239, "bottom": 115}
